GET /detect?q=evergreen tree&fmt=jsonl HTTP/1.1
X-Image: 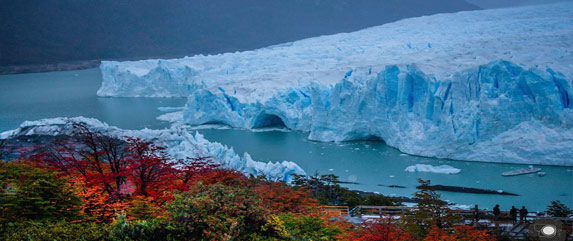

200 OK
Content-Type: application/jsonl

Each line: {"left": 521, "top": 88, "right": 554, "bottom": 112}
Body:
{"left": 546, "top": 200, "right": 572, "bottom": 218}
{"left": 402, "top": 179, "right": 462, "bottom": 239}
{"left": 0, "top": 162, "right": 82, "bottom": 222}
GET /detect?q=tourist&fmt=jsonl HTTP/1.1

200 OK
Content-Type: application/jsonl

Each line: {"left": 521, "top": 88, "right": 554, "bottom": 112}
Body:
{"left": 510, "top": 206, "right": 518, "bottom": 224}
{"left": 519, "top": 206, "right": 528, "bottom": 222}
{"left": 493, "top": 204, "right": 501, "bottom": 221}
{"left": 473, "top": 205, "right": 480, "bottom": 225}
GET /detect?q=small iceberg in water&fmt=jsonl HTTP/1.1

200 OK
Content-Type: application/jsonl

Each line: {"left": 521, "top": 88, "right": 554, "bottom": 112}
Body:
{"left": 405, "top": 164, "right": 461, "bottom": 174}
{"left": 501, "top": 166, "right": 542, "bottom": 176}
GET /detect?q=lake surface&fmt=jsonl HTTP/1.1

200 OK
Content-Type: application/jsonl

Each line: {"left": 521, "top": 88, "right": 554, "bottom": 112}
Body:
{"left": 1, "top": 68, "right": 571, "bottom": 211}
{"left": 0, "top": 68, "right": 186, "bottom": 132}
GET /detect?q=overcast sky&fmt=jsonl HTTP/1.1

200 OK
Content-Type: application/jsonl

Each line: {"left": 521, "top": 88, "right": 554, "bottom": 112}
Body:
{"left": 466, "top": 0, "right": 572, "bottom": 8}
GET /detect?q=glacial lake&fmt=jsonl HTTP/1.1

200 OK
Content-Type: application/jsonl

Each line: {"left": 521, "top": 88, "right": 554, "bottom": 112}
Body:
{"left": 1, "top": 68, "right": 571, "bottom": 211}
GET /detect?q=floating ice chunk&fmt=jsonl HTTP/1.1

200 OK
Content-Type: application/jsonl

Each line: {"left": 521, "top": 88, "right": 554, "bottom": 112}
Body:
{"left": 157, "top": 111, "right": 184, "bottom": 122}
{"left": 158, "top": 106, "right": 185, "bottom": 112}
{"left": 404, "top": 164, "right": 461, "bottom": 174}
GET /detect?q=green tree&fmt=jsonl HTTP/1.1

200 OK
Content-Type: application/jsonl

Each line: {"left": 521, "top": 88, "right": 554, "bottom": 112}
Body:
{"left": 128, "top": 196, "right": 160, "bottom": 220}
{"left": 279, "top": 213, "right": 346, "bottom": 241}
{"left": 107, "top": 213, "right": 171, "bottom": 241}
{"left": 0, "top": 221, "right": 107, "bottom": 241}
{"left": 0, "top": 162, "right": 82, "bottom": 222}
{"left": 165, "top": 183, "right": 274, "bottom": 240}
{"left": 402, "top": 179, "right": 462, "bottom": 239}
{"left": 546, "top": 200, "right": 572, "bottom": 218}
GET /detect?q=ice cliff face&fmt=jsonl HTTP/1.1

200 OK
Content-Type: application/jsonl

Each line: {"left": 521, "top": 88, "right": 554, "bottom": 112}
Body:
{"left": 182, "top": 62, "right": 573, "bottom": 165}
{"left": 98, "top": 3, "right": 573, "bottom": 166}
{"left": 0, "top": 117, "right": 305, "bottom": 182}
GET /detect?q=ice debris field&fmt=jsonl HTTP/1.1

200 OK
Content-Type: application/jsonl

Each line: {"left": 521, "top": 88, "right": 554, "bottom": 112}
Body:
{"left": 97, "top": 3, "right": 571, "bottom": 166}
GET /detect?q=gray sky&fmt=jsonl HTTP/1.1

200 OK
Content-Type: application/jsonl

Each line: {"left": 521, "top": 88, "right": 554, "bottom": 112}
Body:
{"left": 466, "top": 0, "right": 572, "bottom": 9}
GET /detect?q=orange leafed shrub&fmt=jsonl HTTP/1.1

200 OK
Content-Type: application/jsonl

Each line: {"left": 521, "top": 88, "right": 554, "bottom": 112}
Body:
{"left": 196, "top": 169, "right": 247, "bottom": 186}
{"left": 254, "top": 181, "right": 318, "bottom": 214}
{"left": 423, "top": 226, "right": 495, "bottom": 241}
{"left": 343, "top": 221, "right": 414, "bottom": 241}
{"left": 75, "top": 181, "right": 129, "bottom": 223}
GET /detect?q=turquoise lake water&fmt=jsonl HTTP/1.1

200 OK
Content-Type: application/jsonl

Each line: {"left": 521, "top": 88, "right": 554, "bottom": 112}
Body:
{"left": 1, "top": 68, "right": 571, "bottom": 211}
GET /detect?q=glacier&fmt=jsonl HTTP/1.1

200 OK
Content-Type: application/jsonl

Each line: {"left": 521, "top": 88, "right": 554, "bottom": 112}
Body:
{"left": 97, "top": 3, "right": 573, "bottom": 166}
{"left": 405, "top": 164, "right": 461, "bottom": 175}
{"left": 0, "top": 117, "right": 305, "bottom": 182}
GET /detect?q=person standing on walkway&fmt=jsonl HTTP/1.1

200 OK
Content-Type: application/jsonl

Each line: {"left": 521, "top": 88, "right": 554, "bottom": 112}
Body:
{"left": 510, "top": 206, "right": 518, "bottom": 224}
{"left": 473, "top": 205, "right": 480, "bottom": 225}
{"left": 493, "top": 204, "right": 501, "bottom": 221}
{"left": 519, "top": 206, "right": 528, "bottom": 222}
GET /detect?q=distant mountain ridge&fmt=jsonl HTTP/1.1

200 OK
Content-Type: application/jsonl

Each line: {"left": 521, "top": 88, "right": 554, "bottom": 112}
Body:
{"left": 0, "top": 0, "right": 478, "bottom": 73}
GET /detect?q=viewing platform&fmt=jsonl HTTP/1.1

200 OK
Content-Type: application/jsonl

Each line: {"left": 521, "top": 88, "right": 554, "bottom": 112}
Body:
{"left": 320, "top": 205, "right": 573, "bottom": 239}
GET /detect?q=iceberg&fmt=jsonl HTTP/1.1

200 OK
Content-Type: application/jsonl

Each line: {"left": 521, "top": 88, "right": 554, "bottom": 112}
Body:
{"left": 0, "top": 117, "right": 305, "bottom": 182}
{"left": 97, "top": 3, "right": 573, "bottom": 166}
{"left": 405, "top": 164, "right": 461, "bottom": 174}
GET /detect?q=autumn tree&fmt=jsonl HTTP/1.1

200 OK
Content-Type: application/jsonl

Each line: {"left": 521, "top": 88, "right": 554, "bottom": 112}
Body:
{"left": 125, "top": 137, "right": 175, "bottom": 198}
{"left": 198, "top": 168, "right": 248, "bottom": 186}
{"left": 176, "top": 156, "right": 219, "bottom": 187}
{"left": 74, "top": 181, "right": 128, "bottom": 223}
{"left": 343, "top": 220, "right": 414, "bottom": 241}
{"left": 423, "top": 225, "right": 494, "bottom": 241}
{"left": 30, "top": 121, "right": 129, "bottom": 200}
{"left": 69, "top": 121, "right": 128, "bottom": 198}
{"left": 252, "top": 179, "right": 318, "bottom": 214}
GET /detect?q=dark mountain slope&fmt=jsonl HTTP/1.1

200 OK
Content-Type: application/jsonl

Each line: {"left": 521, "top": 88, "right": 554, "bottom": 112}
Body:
{"left": 0, "top": 0, "right": 479, "bottom": 71}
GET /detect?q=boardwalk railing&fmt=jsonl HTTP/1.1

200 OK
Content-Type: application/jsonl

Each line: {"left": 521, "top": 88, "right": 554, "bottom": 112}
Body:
{"left": 347, "top": 205, "right": 573, "bottom": 224}
{"left": 351, "top": 205, "right": 408, "bottom": 218}
{"left": 320, "top": 206, "right": 349, "bottom": 217}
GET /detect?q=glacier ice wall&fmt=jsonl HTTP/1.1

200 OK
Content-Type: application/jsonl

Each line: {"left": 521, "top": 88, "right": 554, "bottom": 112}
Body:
{"left": 182, "top": 61, "right": 573, "bottom": 165}
{"left": 97, "top": 3, "right": 573, "bottom": 166}
{"left": 98, "top": 2, "right": 573, "bottom": 100}
{"left": 0, "top": 117, "right": 305, "bottom": 182}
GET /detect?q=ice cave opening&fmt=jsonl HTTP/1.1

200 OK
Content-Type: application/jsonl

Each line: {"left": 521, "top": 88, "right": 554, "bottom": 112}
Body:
{"left": 252, "top": 114, "right": 288, "bottom": 129}
{"left": 201, "top": 120, "right": 231, "bottom": 126}
{"left": 361, "top": 135, "right": 384, "bottom": 142}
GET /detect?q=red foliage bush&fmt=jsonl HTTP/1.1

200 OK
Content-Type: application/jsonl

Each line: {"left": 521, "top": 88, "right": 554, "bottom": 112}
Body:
{"left": 423, "top": 225, "right": 495, "bottom": 241}
{"left": 344, "top": 221, "right": 414, "bottom": 241}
